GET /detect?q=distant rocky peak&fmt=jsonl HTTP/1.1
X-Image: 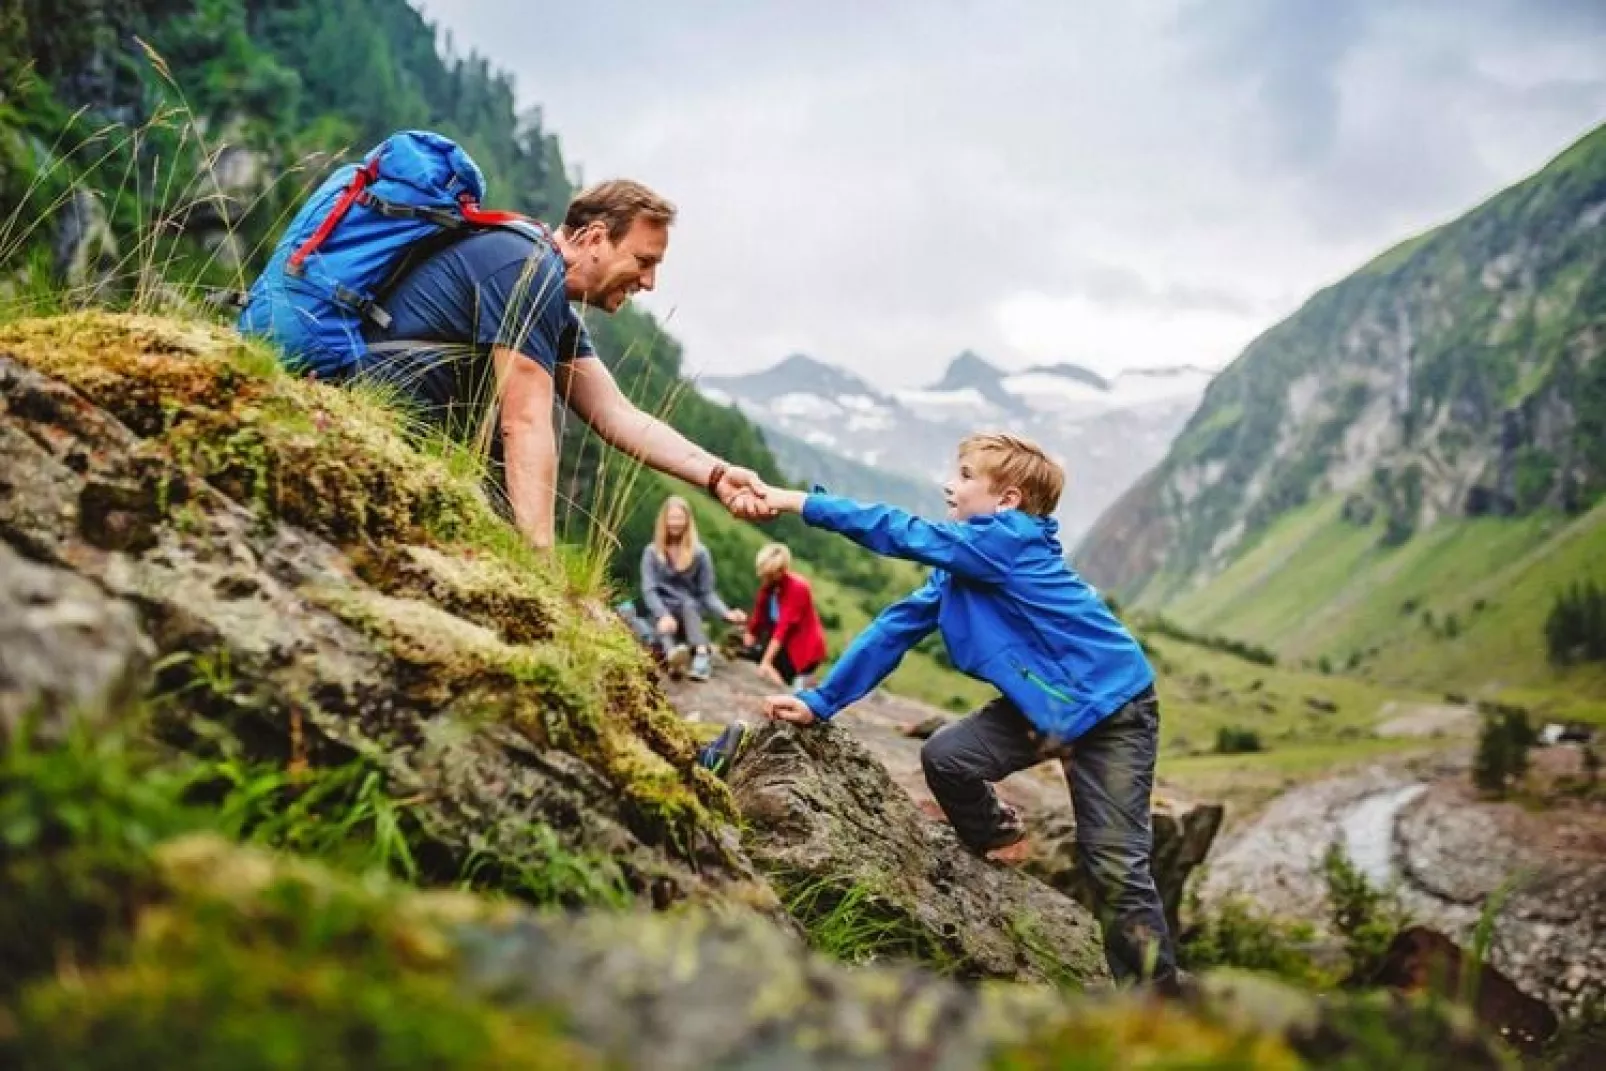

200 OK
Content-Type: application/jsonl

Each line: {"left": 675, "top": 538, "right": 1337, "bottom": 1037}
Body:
{"left": 929, "top": 350, "right": 1022, "bottom": 411}
{"left": 702, "top": 353, "right": 888, "bottom": 405}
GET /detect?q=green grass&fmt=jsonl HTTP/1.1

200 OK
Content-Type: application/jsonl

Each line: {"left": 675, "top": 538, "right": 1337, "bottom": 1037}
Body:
{"left": 1159, "top": 494, "right": 1606, "bottom": 727}
{"left": 780, "top": 874, "right": 955, "bottom": 970}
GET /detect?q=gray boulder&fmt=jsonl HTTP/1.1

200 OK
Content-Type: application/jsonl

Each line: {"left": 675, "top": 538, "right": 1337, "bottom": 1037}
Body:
{"left": 728, "top": 721, "right": 1109, "bottom": 986}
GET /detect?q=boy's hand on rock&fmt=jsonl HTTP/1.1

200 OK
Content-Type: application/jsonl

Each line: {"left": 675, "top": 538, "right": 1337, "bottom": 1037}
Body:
{"left": 725, "top": 607, "right": 747, "bottom": 624}
{"left": 656, "top": 615, "right": 678, "bottom": 635}
{"left": 763, "top": 694, "right": 816, "bottom": 726}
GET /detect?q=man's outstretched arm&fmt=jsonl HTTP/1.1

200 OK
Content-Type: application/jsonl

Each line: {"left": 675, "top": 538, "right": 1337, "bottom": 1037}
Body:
{"left": 557, "top": 356, "right": 774, "bottom": 519}
{"left": 494, "top": 345, "right": 559, "bottom": 547}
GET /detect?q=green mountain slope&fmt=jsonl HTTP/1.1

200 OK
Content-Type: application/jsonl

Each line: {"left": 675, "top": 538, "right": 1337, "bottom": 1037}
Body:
{"left": 1161, "top": 494, "right": 1606, "bottom": 723}
{"left": 1080, "top": 122, "right": 1606, "bottom": 601}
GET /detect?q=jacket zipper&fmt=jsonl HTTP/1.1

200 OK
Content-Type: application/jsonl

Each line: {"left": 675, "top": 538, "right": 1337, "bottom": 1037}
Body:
{"left": 1019, "top": 666, "right": 1078, "bottom": 706}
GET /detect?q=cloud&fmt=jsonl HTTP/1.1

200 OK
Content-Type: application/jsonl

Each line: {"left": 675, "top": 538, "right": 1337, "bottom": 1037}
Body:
{"left": 417, "top": 0, "right": 1606, "bottom": 387}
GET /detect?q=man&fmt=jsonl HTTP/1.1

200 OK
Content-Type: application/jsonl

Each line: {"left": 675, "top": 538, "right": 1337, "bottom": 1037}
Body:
{"left": 354, "top": 178, "right": 771, "bottom": 543}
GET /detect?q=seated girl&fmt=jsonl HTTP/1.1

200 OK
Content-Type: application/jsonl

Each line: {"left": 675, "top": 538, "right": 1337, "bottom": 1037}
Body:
{"left": 639, "top": 495, "right": 745, "bottom": 681}
{"left": 742, "top": 543, "right": 828, "bottom": 687}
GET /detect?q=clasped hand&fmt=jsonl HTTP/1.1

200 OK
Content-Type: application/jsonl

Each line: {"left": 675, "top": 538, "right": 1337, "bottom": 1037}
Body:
{"left": 713, "top": 470, "right": 809, "bottom": 521}
{"left": 713, "top": 465, "right": 777, "bottom": 521}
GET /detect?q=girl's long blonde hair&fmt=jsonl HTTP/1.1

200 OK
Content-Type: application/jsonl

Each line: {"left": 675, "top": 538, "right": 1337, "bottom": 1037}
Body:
{"left": 652, "top": 495, "right": 700, "bottom": 571}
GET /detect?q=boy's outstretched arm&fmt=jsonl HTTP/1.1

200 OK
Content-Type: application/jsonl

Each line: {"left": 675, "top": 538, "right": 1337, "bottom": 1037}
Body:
{"left": 760, "top": 489, "right": 1016, "bottom": 583}
{"left": 762, "top": 577, "right": 941, "bottom": 725}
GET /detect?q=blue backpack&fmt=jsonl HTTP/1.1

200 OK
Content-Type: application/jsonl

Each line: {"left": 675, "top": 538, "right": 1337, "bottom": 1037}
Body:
{"left": 238, "top": 130, "right": 549, "bottom": 380}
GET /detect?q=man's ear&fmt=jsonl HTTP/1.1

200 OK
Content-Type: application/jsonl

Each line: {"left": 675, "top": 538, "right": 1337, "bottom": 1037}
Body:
{"left": 998, "top": 486, "right": 1024, "bottom": 511}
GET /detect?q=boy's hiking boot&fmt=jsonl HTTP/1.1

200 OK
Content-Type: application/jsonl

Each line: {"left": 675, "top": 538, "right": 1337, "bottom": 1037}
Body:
{"left": 665, "top": 644, "right": 691, "bottom": 679}
{"left": 974, "top": 804, "right": 1028, "bottom": 858}
{"left": 689, "top": 648, "right": 713, "bottom": 682}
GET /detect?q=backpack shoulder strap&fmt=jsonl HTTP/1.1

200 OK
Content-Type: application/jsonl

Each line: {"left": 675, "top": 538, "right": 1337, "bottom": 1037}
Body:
{"left": 367, "top": 213, "right": 557, "bottom": 331}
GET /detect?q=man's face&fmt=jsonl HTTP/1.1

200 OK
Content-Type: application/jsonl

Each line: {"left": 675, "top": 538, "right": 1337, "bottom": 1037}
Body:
{"left": 943, "top": 453, "right": 1015, "bottom": 520}
{"left": 572, "top": 217, "right": 669, "bottom": 312}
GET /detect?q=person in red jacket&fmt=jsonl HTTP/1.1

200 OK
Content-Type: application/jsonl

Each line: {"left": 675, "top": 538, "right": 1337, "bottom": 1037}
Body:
{"left": 743, "top": 543, "right": 828, "bottom": 687}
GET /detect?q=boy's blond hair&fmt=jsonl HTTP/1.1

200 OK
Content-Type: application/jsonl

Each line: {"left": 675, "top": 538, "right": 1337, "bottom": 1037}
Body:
{"left": 958, "top": 433, "right": 1064, "bottom": 517}
{"left": 755, "top": 542, "right": 791, "bottom": 579}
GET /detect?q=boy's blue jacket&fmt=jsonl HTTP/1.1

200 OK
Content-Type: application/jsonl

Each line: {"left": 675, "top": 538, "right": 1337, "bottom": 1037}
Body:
{"left": 795, "top": 494, "right": 1153, "bottom": 740}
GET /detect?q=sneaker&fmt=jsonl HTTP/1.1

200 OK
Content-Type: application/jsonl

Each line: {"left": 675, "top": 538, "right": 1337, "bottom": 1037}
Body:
{"left": 689, "top": 648, "right": 712, "bottom": 682}
{"left": 696, "top": 719, "right": 751, "bottom": 778}
{"left": 665, "top": 644, "right": 691, "bottom": 679}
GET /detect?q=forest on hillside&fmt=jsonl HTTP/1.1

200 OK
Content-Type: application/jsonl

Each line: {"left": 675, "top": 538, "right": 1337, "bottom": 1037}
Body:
{"left": 0, "top": 0, "right": 916, "bottom": 614}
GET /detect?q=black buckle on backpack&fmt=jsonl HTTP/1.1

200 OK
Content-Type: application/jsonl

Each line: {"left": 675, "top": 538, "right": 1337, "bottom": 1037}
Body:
{"left": 357, "top": 191, "right": 466, "bottom": 231}
{"left": 332, "top": 283, "right": 393, "bottom": 330}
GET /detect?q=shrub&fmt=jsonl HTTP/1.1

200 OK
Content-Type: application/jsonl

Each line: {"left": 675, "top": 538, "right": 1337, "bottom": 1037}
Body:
{"left": 1140, "top": 615, "right": 1277, "bottom": 666}
{"left": 1544, "top": 579, "right": 1606, "bottom": 665}
{"left": 1320, "top": 842, "right": 1408, "bottom": 982}
{"left": 1472, "top": 705, "right": 1536, "bottom": 796}
{"left": 1215, "top": 727, "right": 1263, "bottom": 755}
{"left": 1179, "top": 894, "right": 1336, "bottom": 988}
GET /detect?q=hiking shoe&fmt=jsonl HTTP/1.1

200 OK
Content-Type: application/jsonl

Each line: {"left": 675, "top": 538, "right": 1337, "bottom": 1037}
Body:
{"left": 689, "top": 648, "right": 712, "bottom": 682}
{"left": 697, "top": 719, "right": 751, "bottom": 778}
{"left": 665, "top": 644, "right": 691, "bottom": 679}
{"left": 975, "top": 804, "right": 1027, "bottom": 855}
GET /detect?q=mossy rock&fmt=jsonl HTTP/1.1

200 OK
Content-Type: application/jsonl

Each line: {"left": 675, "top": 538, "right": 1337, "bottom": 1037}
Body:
{"left": 0, "top": 314, "right": 758, "bottom": 912}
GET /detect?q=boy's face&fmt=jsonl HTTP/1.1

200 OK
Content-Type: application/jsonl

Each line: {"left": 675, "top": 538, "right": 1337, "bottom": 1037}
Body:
{"left": 944, "top": 452, "right": 1019, "bottom": 520}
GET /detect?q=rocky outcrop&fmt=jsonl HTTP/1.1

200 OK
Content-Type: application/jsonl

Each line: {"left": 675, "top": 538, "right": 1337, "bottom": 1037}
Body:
{"left": 1025, "top": 797, "right": 1225, "bottom": 940}
{"left": 0, "top": 315, "right": 756, "bottom": 911}
{"left": 1395, "top": 781, "right": 1606, "bottom": 1018}
{"left": 728, "top": 721, "right": 1110, "bottom": 986}
{"left": 1373, "top": 926, "right": 1558, "bottom": 1053}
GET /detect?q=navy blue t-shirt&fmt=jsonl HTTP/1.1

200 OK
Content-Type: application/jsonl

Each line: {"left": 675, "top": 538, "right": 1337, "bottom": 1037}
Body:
{"left": 358, "top": 229, "right": 594, "bottom": 429}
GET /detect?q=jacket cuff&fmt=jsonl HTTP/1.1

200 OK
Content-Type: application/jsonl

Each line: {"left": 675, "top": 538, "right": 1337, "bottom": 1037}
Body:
{"left": 800, "top": 485, "right": 834, "bottom": 527}
{"left": 796, "top": 688, "right": 834, "bottom": 722}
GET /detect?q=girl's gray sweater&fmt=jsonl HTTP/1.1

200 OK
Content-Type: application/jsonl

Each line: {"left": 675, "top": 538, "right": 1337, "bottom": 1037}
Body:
{"left": 639, "top": 545, "right": 731, "bottom": 620}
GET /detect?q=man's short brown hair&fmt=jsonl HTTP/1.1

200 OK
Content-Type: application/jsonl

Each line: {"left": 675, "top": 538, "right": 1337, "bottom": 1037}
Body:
{"left": 958, "top": 433, "right": 1065, "bottom": 516}
{"left": 562, "top": 179, "right": 676, "bottom": 242}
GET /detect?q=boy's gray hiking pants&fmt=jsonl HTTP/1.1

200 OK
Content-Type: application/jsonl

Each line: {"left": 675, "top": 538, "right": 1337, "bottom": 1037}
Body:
{"left": 920, "top": 686, "right": 1177, "bottom": 985}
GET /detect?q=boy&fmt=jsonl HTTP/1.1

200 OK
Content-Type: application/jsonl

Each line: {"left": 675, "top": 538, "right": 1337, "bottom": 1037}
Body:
{"left": 758, "top": 433, "right": 1175, "bottom": 987}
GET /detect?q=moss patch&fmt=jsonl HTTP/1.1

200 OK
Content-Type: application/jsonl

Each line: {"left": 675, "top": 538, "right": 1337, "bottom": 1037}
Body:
{"left": 2, "top": 836, "right": 597, "bottom": 1070}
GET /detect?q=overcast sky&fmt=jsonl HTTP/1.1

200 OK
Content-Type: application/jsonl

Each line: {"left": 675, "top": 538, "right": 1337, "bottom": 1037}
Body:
{"left": 418, "top": 0, "right": 1606, "bottom": 388}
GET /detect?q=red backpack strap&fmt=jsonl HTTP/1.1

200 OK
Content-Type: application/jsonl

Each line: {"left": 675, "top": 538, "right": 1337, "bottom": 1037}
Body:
{"left": 286, "top": 159, "right": 382, "bottom": 277}
{"left": 458, "top": 196, "right": 551, "bottom": 239}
